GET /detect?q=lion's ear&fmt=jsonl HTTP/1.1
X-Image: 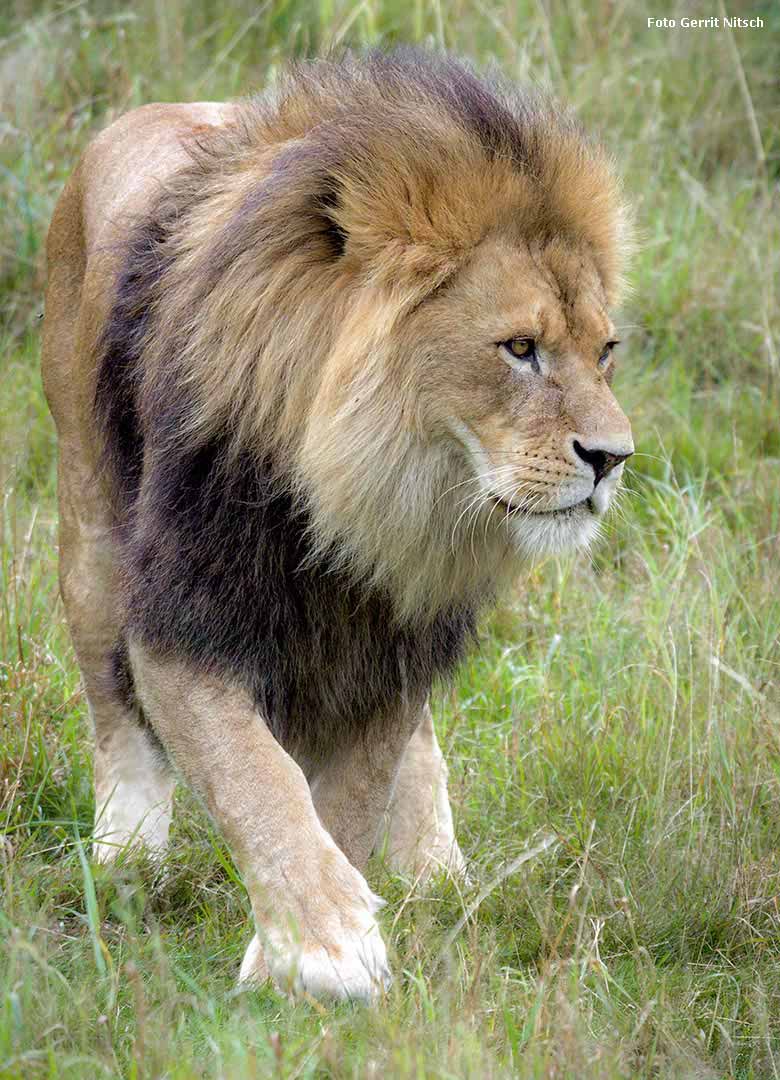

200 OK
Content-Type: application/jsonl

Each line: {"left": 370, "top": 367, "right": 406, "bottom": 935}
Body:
{"left": 313, "top": 181, "right": 348, "bottom": 260}
{"left": 320, "top": 154, "right": 476, "bottom": 295}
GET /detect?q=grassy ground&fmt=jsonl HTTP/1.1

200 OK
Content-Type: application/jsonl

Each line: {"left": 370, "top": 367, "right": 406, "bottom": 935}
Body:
{"left": 2, "top": 1, "right": 779, "bottom": 1076}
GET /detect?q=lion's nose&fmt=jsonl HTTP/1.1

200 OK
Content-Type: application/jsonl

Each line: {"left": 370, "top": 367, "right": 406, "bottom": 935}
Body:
{"left": 572, "top": 439, "right": 633, "bottom": 486}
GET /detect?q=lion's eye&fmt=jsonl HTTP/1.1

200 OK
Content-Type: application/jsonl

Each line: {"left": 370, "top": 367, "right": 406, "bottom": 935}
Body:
{"left": 598, "top": 340, "right": 620, "bottom": 369}
{"left": 502, "top": 338, "right": 536, "bottom": 362}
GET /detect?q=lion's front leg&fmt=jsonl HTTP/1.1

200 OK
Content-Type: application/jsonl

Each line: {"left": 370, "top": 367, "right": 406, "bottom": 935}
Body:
{"left": 377, "top": 705, "right": 468, "bottom": 881}
{"left": 309, "top": 703, "right": 468, "bottom": 884}
{"left": 128, "top": 643, "right": 389, "bottom": 1002}
{"left": 308, "top": 703, "right": 423, "bottom": 873}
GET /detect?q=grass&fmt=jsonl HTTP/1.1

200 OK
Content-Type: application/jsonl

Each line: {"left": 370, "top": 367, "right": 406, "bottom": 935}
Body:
{"left": 1, "top": 0, "right": 779, "bottom": 1076}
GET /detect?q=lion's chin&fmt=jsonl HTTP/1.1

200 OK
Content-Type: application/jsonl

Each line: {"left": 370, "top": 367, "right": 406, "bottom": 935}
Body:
{"left": 505, "top": 501, "right": 603, "bottom": 559}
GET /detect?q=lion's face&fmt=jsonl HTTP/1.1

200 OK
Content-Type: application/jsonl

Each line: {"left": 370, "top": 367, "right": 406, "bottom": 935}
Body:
{"left": 400, "top": 231, "right": 633, "bottom": 558}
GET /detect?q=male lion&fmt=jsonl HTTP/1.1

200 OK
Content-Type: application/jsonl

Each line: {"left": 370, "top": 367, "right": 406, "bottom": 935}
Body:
{"left": 42, "top": 49, "right": 633, "bottom": 1002}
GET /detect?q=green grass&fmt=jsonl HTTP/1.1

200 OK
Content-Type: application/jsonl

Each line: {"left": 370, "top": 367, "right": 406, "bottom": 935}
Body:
{"left": 1, "top": 1, "right": 779, "bottom": 1076}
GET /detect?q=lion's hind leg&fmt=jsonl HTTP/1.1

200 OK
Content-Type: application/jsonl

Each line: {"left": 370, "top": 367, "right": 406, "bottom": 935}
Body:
{"left": 58, "top": 500, "right": 174, "bottom": 863}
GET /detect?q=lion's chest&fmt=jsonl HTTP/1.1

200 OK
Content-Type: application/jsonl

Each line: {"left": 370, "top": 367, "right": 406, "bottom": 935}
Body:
{"left": 122, "top": 441, "right": 475, "bottom": 756}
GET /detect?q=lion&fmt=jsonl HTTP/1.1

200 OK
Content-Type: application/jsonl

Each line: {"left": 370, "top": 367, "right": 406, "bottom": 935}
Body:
{"left": 41, "top": 49, "right": 633, "bottom": 1002}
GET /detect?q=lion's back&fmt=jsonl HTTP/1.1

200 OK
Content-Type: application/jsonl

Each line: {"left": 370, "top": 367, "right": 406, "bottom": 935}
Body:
{"left": 42, "top": 101, "right": 237, "bottom": 455}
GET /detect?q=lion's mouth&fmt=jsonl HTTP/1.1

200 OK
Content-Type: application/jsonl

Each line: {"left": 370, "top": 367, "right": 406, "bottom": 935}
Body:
{"left": 489, "top": 495, "right": 595, "bottom": 518}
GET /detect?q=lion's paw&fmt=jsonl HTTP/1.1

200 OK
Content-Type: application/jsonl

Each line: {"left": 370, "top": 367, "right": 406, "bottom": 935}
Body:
{"left": 239, "top": 901, "right": 390, "bottom": 1002}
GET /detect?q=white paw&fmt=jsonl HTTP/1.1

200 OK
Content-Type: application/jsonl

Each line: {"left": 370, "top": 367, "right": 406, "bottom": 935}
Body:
{"left": 239, "top": 894, "right": 390, "bottom": 1002}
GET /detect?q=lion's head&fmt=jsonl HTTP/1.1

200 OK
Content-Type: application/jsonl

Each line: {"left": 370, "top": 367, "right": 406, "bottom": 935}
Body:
{"left": 136, "top": 50, "right": 633, "bottom": 618}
